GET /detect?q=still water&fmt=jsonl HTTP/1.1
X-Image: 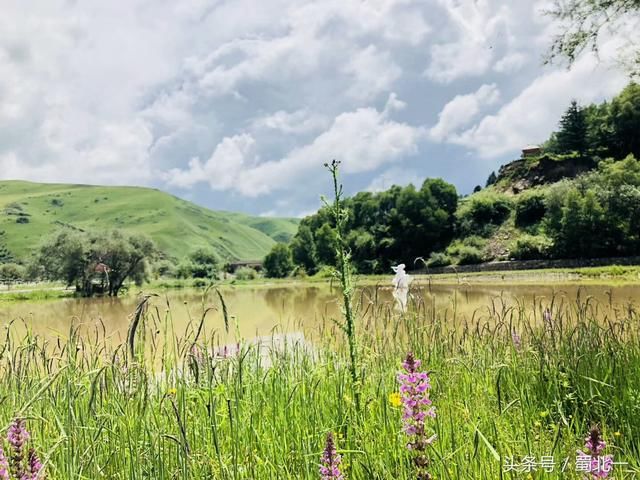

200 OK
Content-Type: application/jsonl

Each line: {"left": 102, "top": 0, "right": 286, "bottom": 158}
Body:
{"left": 1, "top": 281, "right": 639, "bottom": 345}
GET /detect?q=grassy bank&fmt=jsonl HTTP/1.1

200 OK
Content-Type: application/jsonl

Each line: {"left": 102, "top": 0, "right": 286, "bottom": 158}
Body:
{"left": 0, "top": 290, "right": 638, "bottom": 479}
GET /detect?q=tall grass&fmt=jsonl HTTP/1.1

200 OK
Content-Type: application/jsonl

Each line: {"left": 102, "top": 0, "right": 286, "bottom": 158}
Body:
{"left": 0, "top": 290, "right": 638, "bottom": 479}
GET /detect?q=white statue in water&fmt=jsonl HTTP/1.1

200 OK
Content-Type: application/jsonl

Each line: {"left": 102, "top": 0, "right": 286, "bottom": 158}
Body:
{"left": 391, "top": 264, "right": 411, "bottom": 312}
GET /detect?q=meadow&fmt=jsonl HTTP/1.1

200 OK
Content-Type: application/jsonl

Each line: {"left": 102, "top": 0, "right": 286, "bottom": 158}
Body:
{"left": 0, "top": 180, "right": 298, "bottom": 262}
{"left": 1, "top": 284, "right": 639, "bottom": 479}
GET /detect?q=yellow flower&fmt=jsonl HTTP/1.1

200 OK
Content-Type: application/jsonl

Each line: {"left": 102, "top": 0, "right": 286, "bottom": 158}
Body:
{"left": 388, "top": 392, "right": 402, "bottom": 408}
{"left": 168, "top": 388, "right": 177, "bottom": 396}
{"left": 614, "top": 431, "right": 622, "bottom": 437}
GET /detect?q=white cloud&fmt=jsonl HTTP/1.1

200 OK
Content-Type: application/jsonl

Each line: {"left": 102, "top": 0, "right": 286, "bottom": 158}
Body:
{"left": 166, "top": 134, "right": 256, "bottom": 190}
{"left": 366, "top": 167, "right": 421, "bottom": 192}
{"left": 343, "top": 45, "right": 402, "bottom": 101}
{"left": 452, "top": 52, "right": 628, "bottom": 158}
{"left": 494, "top": 52, "right": 527, "bottom": 74}
{"left": 251, "top": 110, "right": 329, "bottom": 135}
{"left": 168, "top": 97, "right": 423, "bottom": 196}
{"left": 0, "top": 0, "right": 632, "bottom": 214}
{"left": 429, "top": 84, "right": 500, "bottom": 142}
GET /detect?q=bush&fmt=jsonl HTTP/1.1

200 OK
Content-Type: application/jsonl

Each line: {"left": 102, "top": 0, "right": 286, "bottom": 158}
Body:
{"left": 313, "top": 265, "right": 335, "bottom": 279}
{"left": 515, "top": 191, "right": 546, "bottom": 227}
{"left": 235, "top": 266, "right": 259, "bottom": 281}
{"left": 426, "top": 252, "right": 452, "bottom": 268}
{"left": 510, "top": 234, "right": 553, "bottom": 260}
{"left": 192, "top": 278, "right": 208, "bottom": 288}
{"left": 0, "top": 263, "right": 26, "bottom": 282}
{"left": 457, "top": 191, "right": 512, "bottom": 236}
{"left": 154, "top": 260, "right": 176, "bottom": 278}
{"left": 446, "top": 238, "right": 486, "bottom": 265}
{"left": 456, "top": 246, "right": 484, "bottom": 265}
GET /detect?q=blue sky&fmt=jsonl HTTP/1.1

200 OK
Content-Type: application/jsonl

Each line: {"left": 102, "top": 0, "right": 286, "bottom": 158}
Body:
{"left": 0, "top": 0, "right": 634, "bottom": 217}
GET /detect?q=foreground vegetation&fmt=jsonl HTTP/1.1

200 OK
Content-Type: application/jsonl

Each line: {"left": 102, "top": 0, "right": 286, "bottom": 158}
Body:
{"left": 1, "top": 287, "right": 638, "bottom": 479}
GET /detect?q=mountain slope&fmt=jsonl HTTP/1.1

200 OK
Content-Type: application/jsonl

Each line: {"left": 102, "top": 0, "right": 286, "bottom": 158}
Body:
{"left": 0, "top": 180, "right": 299, "bottom": 262}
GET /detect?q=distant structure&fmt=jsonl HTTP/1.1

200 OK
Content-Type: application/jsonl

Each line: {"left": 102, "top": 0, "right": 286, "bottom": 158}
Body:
{"left": 227, "top": 260, "right": 263, "bottom": 273}
{"left": 522, "top": 145, "right": 542, "bottom": 158}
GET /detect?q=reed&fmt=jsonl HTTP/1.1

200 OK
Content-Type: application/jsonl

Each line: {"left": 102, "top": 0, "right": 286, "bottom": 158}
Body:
{"left": 0, "top": 290, "right": 637, "bottom": 479}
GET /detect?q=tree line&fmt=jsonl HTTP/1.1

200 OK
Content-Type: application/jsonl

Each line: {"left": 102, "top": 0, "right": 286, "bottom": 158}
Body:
{"left": 262, "top": 83, "right": 640, "bottom": 277}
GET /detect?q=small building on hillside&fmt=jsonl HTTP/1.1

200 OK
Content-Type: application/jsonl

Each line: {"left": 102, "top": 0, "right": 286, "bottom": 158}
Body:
{"left": 522, "top": 145, "right": 542, "bottom": 158}
{"left": 226, "top": 260, "right": 263, "bottom": 273}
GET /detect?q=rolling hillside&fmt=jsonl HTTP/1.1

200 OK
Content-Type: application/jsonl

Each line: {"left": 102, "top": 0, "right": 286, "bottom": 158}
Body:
{"left": 0, "top": 180, "right": 299, "bottom": 263}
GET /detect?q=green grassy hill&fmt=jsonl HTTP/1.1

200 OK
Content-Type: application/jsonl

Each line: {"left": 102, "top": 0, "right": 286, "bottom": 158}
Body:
{"left": 0, "top": 180, "right": 298, "bottom": 263}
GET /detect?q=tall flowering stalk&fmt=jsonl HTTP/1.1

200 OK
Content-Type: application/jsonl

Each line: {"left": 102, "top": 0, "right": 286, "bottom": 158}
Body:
{"left": 324, "top": 160, "right": 360, "bottom": 409}
{"left": 577, "top": 426, "right": 613, "bottom": 478}
{"left": 319, "top": 433, "right": 344, "bottom": 480}
{"left": 0, "top": 448, "right": 9, "bottom": 480}
{"left": 397, "top": 353, "right": 436, "bottom": 480}
{"left": 8, "top": 419, "right": 29, "bottom": 479}
{"left": 4, "top": 419, "right": 45, "bottom": 480}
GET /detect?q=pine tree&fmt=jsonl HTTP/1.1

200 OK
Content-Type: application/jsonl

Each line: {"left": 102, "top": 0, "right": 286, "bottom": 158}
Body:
{"left": 555, "top": 100, "right": 587, "bottom": 155}
{"left": 485, "top": 171, "right": 497, "bottom": 187}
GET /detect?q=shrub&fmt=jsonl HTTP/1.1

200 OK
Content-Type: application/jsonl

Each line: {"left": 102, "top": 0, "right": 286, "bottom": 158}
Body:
{"left": 456, "top": 246, "right": 484, "bottom": 265}
{"left": 16, "top": 216, "right": 29, "bottom": 224}
{"left": 192, "top": 278, "right": 208, "bottom": 288}
{"left": 235, "top": 266, "right": 258, "bottom": 281}
{"left": 426, "top": 252, "right": 452, "bottom": 268}
{"left": 0, "top": 263, "right": 26, "bottom": 282}
{"left": 446, "top": 238, "right": 486, "bottom": 265}
{"left": 515, "top": 191, "right": 546, "bottom": 227}
{"left": 313, "top": 265, "right": 335, "bottom": 279}
{"left": 457, "top": 191, "right": 512, "bottom": 236}
{"left": 510, "top": 234, "right": 553, "bottom": 260}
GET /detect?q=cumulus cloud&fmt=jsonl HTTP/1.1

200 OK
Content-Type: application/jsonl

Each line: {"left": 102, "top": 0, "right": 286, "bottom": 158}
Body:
{"left": 169, "top": 96, "right": 423, "bottom": 196}
{"left": 493, "top": 52, "right": 527, "bottom": 74}
{"left": 251, "top": 110, "right": 329, "bottom": 135}
{"left": 366, "top": 167, "right": 422, "bottom": 192}
{"left": 451, "top": 52, "right": 628, "bottom": 158}
{"left": 429, "top": 84, "right": 500, "bottom": 142}
{"left": 0, "top": 0, "right": 632, "bottom": 213}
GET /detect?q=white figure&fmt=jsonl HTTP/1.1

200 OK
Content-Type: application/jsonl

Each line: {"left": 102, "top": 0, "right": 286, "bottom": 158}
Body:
{"left": 391, "top": 264, "right": 412, "bottom": 289}
{"left": 391, "top": 264, "right": 411, "bottom": 312}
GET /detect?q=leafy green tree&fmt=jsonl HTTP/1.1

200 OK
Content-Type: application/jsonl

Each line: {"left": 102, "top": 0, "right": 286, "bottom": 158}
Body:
{"left": 315, "top": 223, "right": 338, "bottom": 266}
{"left": 290, "top": 225, "right": 317, "bottom": 274}
{"left": 37, "top": 229, "right": 155, "bottom": 296}
{"left": 263, "top": 243, "right": 294, "bottom": 278}
{"left": 608, "top": 83, "right": 640, "bottom": 159}
{"left": 485, "top": 171, "right": 497, "bottom": 187}
{"left": 187, "top": 248, "right": 219, "bottom": 280}
{"left": 555, "top": 100, "right": 588, "bottom": 154}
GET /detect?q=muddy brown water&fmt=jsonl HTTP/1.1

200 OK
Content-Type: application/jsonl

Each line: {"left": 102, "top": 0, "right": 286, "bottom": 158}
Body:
{"left": 1, "top": 282, "right": 639, "bottom": 346}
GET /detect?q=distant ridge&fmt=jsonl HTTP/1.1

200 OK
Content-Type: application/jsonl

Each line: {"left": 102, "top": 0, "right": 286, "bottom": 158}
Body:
{"left": 0, "top": 180, "right": 299, "bottom": 262}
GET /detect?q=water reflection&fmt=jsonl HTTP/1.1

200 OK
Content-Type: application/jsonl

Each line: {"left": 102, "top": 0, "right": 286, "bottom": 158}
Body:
{"left": 1, "top": 282, "right": 639, "bottom": 344}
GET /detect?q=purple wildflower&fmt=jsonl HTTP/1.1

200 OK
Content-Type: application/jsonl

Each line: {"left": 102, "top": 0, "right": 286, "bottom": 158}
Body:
{"left": 577, "top": 427, "right": 613, "bottom": 478}
{"left": 397, "top": 353, "right": 436, "bottom": 480}
{"left": 319, "top": 433, "right": 344, "bottom": 480}
{"left": 0, "top": 448, "right": 9, "bottom": 480}
{"left": 28, "top": 448, "right": 44, "bottom": 480}
{"left": 8, "top": 419, "right": 29, "bottom": 479}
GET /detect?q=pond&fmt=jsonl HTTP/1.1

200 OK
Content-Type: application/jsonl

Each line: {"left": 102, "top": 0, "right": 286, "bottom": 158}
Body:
{"left": 1, "top": 280, "right": 639, "bottom": 347}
